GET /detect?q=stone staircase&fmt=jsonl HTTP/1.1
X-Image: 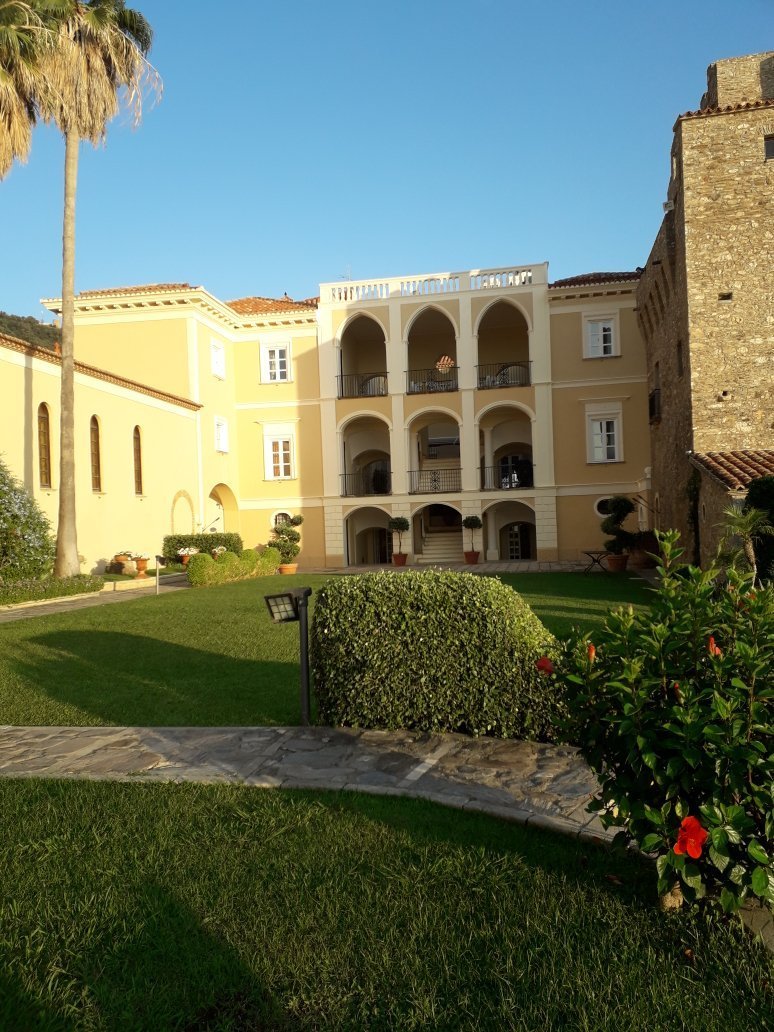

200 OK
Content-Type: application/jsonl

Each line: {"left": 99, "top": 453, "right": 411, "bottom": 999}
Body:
{"left": 416, "top": 530, "right": 465, "bottom": 564}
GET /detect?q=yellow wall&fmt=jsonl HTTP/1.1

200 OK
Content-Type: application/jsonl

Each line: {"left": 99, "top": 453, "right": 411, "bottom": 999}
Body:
{"left": 74, "top": 316, "right": 191, "bottom": 396}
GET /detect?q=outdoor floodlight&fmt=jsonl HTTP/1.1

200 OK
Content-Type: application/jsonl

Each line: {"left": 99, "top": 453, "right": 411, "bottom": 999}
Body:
{"left": 264, "top": 587, "right": 313, "bottom": 725}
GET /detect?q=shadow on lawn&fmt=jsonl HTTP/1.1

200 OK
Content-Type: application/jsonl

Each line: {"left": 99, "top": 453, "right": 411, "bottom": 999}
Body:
{"left": 1, "top": 881, "right": 304, "bottom": 1031}
{"left": 9, "top": 630, "right": 301, "bottom": 727}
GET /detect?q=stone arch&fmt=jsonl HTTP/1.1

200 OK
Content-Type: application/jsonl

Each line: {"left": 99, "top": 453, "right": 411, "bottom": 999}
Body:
{"left": 208, "top": 483, "right": 239, "bottom": 534}
{"left": 473, "top": 295, "right": 533, "bottom": 335}
{"left": 171, "top": 489, "right": 195, "bottom": 534}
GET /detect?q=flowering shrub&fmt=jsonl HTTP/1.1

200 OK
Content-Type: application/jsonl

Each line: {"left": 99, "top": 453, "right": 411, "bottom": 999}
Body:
{"left": 562, "top": 531, "right": 773, "bottom": 913}
{"left": 177, "top": 546, "right": 199, "bottom": 557}
{"left": 0, "top": 458, "right": 55, "bottom": 583}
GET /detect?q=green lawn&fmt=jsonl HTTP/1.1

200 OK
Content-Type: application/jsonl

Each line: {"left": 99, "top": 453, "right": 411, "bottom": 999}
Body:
{"left": 1, "top": 779, "right": 769, "bottom": 1031}
{"left": 0, "top": 572, "right": 650, "bottom": 727}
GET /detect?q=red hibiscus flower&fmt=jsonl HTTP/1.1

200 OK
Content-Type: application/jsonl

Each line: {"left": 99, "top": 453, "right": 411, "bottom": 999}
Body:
{"left": 707, "top": 635, "right": 722, "bottom": 658}
{"left": 587, "top": 643, "right": 596, "bottom": 663}
{"left": 673, "top": 816, "right": 708, "bottom": 859}
{"left": 535, "top": 656, "right": 554, "bottom": 676}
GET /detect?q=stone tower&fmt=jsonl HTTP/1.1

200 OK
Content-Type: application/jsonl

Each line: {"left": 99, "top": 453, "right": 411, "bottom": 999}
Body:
{"left": 637, "top": 51, "right": 774, "bottom": 562}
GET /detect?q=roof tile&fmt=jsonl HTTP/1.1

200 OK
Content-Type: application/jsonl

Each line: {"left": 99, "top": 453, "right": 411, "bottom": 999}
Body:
{"left": 76, "top": 283, "right": 193, "bottom": 298}
{"left": 226, "top": 294, "right": 318, "bottom": 316}
{"left": 548, "top": 271, "right": 642, "bottom": 289}
{"left": 690, "top": 450, "right": 774, "bottom": 491}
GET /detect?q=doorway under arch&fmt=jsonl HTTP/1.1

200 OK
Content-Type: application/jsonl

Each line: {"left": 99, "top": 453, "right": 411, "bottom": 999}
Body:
{"left": 208, "top": 483, "right": 239, "bottom": 534}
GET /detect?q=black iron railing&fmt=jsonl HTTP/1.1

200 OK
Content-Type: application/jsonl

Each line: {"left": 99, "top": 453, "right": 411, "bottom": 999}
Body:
{"left": 648, "top": 388, "right": 662, "bottom": 423}
{"left": 476, "top": 362, "right": 531, "bottom": 389}
{"left": 340, "top": 470, "right": 392, "bottom": 497}
{"left": 406, "top": 367, "right": 459, "bottom": 394}
{"left": 337, "top": 372, "right": 388, "bottom": 399}
{"left": 481, "top": 464, "right": 534, "bottom": 490}
{"left": 408, "top": 468, "right": 462, "bottom": 493}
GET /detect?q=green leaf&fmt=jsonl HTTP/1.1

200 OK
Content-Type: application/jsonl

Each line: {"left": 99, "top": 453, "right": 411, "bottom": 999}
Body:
{"left": 682, "top": 863, "right": 703, "bottom": 891}
{"left": 751, "top": 866, "right": 769, "bottom": 898}
{"left": 747, "top": 841, "right": 770, "bottom": 865}
{"left": 709, "top": 827, "right": 729, "bottom": 853}
{"left": 675, "top": 799, "right": 688, "bottom": 819}
{"left": 728, "top": 864, "right": 746, "bottom": 886}
{"left": 709, "top": 846, "right": 730, "bottom": 872}
{"left": 720, "top": 888, "right": 740, "bottom": 914}
{"left": 640, "top": 833, "right": 663, "bottom": 852}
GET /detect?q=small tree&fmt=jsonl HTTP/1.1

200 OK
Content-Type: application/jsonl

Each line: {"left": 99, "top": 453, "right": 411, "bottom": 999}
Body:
{"left": 462, "top": 515, "right": 483, "bottom": 552}
{"left": 601, "top": 495, "right": 636, "bottom": 554}
{"left": 387, "top": 516, "right": 409, "bottom": 555}
{"left": 271, "top": 514, "right": 303, "bottom": 565}
{"left": 0, "top": 457, "right": 55, "bottom": 582}
{"left": 744, "top": 476, "right": 774, "bottom": 581}
{"left": 720, "top": 504, "right": 774, "bottom": 586}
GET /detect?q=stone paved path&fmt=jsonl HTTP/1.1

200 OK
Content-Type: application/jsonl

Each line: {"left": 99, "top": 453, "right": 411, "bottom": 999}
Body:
{"left": 0, "top": 725, "right": 609, "bottom": 843}
{"left": 0, "top": 575, "right": 189, "bottom": 624}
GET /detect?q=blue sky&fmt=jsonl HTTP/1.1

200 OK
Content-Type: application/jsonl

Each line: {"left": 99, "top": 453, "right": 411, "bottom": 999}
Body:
{"left": 1, "top": 0, "right": 771, "bottom": 318}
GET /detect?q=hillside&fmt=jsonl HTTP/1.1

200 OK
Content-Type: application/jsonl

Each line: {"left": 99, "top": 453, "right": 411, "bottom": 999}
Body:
{"left": 0, "top": 312, "right": 58, "bottom": 350}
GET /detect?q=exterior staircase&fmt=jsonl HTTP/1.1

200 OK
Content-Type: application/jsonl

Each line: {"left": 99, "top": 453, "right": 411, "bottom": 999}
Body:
{"left": 416, "top": 530, "right": 465, "bottom": 564}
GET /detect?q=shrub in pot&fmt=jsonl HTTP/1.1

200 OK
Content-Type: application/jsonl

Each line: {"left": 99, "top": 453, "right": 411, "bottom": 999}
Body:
{"left": 271, "top": 515, "right": 304, "bottom": 573}
{"left": 600, "top": 495, "right": 636, "bottom": 570}
{"left": 462, "top": 515, "right": 483, "bottom": 564}
{"left": 387, "top": 516, "right": 410, "bottom": 566}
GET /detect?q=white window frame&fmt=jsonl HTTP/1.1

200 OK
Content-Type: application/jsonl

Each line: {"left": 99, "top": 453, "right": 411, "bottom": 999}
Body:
{"left": 214, "top": 416, "right": 230, "bottom": 454}
{"left": 210, "top": 339, "right": 226, "bottom": 380}
{"left": 263, "top": 428, "right": 295, "bottom": 480}
{"left": 260, "top": 340, "right": 291, "bottom": 383}
{"left": 585, "top": 402, "right": 623, "bottom": 463}
{"left": 584, "top": 313, "right": 619, "bottom": 359}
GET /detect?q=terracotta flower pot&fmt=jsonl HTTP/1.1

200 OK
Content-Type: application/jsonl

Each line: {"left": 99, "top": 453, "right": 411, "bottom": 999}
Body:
{"left": 180, "top": 554, "right": 190, "bottom": 566}
{"left": 135, "top": 558, "right": 149, "bottom": 578}
{"left": 464, "top": 551, "right": 480, "bottom": 565}
{"left": 278, "top": 563, "right": 298, "bottom": 575}
{"left": 605, "top": 553, "right": 629, "bottom": 572}
{"left": 392, "top": 553, "right": 407, "bottom": 566}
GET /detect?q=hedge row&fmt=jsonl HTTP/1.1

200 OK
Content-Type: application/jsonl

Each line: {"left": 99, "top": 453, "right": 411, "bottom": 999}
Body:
{"left": 162, "top": 534, "right": 244, "bottom": 561}
{"left": 186, "top": 547, "right": 280, "bottom": 587}
{"left": 311, "top": 569, "right": 562, "bottom": 741}
{"left": 0, "top": 575, "right": 105, "bottom": 607}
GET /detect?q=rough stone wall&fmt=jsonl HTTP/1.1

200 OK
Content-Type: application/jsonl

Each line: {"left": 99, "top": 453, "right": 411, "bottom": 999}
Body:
{"left": 702, "top": 52, "right": 774, "bottom": 108}
{"left": 637, "top": 130, "right": 695, "bottom": 548}
{"left": 681, "top": 103, "right": 774, "bottom": 453}
{"left": 697, "top": 472, "right": 735, "bottom": 567}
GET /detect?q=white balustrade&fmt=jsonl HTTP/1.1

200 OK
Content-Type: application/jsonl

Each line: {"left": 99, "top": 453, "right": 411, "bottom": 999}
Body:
{"left": 321, "top": 264, "right": 543, "bottom": 305}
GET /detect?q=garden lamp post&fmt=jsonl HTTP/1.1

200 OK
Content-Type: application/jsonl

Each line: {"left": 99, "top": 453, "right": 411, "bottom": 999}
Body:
{"left": 264, "top": 587, "right": 313, "bottom": 726}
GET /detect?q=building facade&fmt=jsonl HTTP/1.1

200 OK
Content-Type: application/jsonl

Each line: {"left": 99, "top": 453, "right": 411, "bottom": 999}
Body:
{"left": 1, "top": 266, "right": 650, "bottom": 572}
{"left": 638, "top": 50, "right": 774, "bottom": 563}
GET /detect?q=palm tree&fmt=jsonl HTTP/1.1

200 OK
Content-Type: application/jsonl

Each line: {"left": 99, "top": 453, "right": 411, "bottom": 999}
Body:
{"left": 35, "top": 0, "right": 160, "bottom": 576}
{"left": 720, "top": 505, "right": 774, "bottom": 585}
{"left": 0, "top": 1, "right": 48, "bottom": 176}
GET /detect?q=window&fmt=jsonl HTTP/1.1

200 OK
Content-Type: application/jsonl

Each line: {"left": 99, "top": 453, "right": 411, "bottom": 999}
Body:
{"left": 260, "top": 341, "right": 290, "bottom": 382}
{"left": 273, "top": 512, "right": 291, "bottom": 527}
{"left": 214, "top": 417, "right": 229, "bottom": 453}
{"left": 38, "top": 403, "right": 51, "bottom": 488}
{"left": 210, "top": 340, "right": 226, "bottom": 379}
{"left": 90, "top": 415, "right": 102, "bottom": 491}
{"left": 594, "top": 497, "right": 615, "bottom": 517}
{"left": 765, "top": 135, "right": 774, "bottom": 161}
{"left": 270, "top": 439, "right": 292, "bottom": 478}
{"left": 589, "top": 418, "right": 619, "bottom": 461}
{"left": 585, "top": 316, "right": 618, "bottom": 358}
{"left": 133, "top": 426, "right": 143, "bottom": 495}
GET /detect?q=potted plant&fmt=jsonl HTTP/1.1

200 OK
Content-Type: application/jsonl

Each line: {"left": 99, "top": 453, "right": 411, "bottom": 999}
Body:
{"left": 462, "top": 515, "right": 483, "bottom": 564}
{"left": 133, "top": 552, "right": 150, "bottom": 578}
{"left": 177, "top": 546, "right": 199, "bottom": 567}
{"left": 387, "top": 516, "right": 410, "bottom": 566}
{"left": 629, "top": 529, "right": 660, "bottom": 569}
{"left": 272, "top": 514, "right": 304, "bottom": 574}
{"left": 601, "top": 496, "right": 636, "bottom": 571}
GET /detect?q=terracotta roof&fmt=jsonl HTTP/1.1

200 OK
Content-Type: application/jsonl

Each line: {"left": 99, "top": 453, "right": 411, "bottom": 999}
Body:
{"left": 75, "top": 283, "right": 194, "bottom": 299}
{"left": 226, "top": 294, "right": 318, "bottom": 316}
{"left": 0, "top": 331, "right": 201, "bottom": 411}
{"left": 548, "top": 271, "right": 643, "bottom": 289}
{"left": 690, "top": 450, "right": 774, "bottom": 492}
{"left": 678, "top": 97, "right": 774, "bottom": 124}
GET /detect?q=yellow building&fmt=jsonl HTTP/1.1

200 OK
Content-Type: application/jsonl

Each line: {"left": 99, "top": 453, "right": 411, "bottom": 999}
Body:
{"left": 0, "top": 264, "right": 651, "bottom": 572}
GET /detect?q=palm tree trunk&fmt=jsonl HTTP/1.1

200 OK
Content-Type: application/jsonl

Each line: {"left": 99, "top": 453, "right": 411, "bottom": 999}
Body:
{"left": 54, "top": 127, "right": 80, "bottom": 577}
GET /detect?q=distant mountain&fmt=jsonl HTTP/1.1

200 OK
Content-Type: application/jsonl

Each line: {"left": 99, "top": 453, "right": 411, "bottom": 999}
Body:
{"left": 0, "top": 312, "right": 58, "bottom": 350}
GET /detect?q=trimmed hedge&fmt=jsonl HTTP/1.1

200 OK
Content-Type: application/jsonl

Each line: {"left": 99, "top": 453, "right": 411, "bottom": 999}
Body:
{"left": 186, "top": 548, "right": 280, "bottom": 587}
{"left": 0, "top": 575, "right": 104, "bottom": 607}
{"left": 311, "top": 569, "right": 562, "bottom": 740}
{"left": 162, "top": 534, "right": 243, "bottom": 561}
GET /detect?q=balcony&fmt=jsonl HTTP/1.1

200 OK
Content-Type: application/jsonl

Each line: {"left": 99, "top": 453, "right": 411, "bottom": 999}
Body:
{"left": 649, "top": 388, "right": 662, "bottom": 423}
{"left": 477, "top": 362, "right": 531, "bottom": 389}
{"left": 340, "top": 470, "right": 392, "bottom": 497}
{"left": 481, "top": 464, "right": 534, "bottom": 490}
{"left": 406, "top": 367, "right": 459, "bottom": 395}
{"left": 337, "top": 372, "right": 388, "bottom": 399}
{"left": 320, "top": 263, "right": 547, "bottom": 304}
{"left": 409, "top": 468, "right": 462, "bottom": 494}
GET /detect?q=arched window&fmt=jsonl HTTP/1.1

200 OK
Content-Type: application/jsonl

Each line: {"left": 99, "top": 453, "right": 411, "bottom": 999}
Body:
{"left": 37, "top": 403, "right": 52, "bottom": 488}
{"left": 90, "top": 416, "right": 101, "bottom": 492}
{"left": 133, "top": 426, "right": 143, "bottom": 495}
{"left": 273, "top": 512, "right": 291, "bottom": 527}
